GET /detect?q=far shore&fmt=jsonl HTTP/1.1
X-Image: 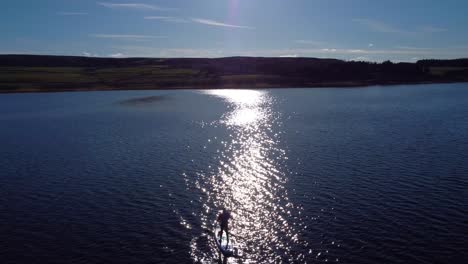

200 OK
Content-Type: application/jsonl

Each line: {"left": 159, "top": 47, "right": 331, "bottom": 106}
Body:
{"left": 1, "top": 55, "right": 467, "bottom": 94}
{"left": 1, "top": 80, "right": 467, "bottom": 94}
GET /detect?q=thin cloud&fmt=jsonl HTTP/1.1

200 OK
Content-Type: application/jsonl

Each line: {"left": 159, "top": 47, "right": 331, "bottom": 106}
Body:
{"left": 144, "top": 16, "right": 189, "bottom": 23}
{"left": 266, "top": 48, "right": 435, "bottom": 56}
{"left": 352, "top": 18, "right": 405, "bottom": 33}
{"left": 368, "top": 43, "right": 374, "bottom": 48}
{"left": 114, "top": 45, "right": 226, "bottom": 57}
{"left": 350, "top": 56, "right": 372, "bottom": 62}
{"left": 191, "top": 18, "right": 254, "bottom": 29}
{"left": 321, "top": 48, "right": 337, "bottom": 52}
{"left": 353, "top": 18, "right": 447, "bottom": 35}
{"left": 83, "top": 52, "right": 99, "bottom": 57}
{"left": 295, "top": 40, "right": 324, "bottom": 46}
{"left": 451, "top": 45, "right": 468, "bottom": 50}
{"left": 58, "top": 12, "right": 88, "bottom": 16}
{"left": 91, "top": 34, "right": 167, "bottom": 40}
{"left": 395, "top": 46, "right": 434, "bottom": 51}
{"left": 97, "top": 2, "right": 174, "bottom": 11}
{"left": 109, "top": 53, "right": 125, "bottom": 58}
{"left": 420, "top": 26, "right": 447, "bottom": 33}
{"left": 279, "top": 54, "right": 299, "bottom": 58}
{"left": 145, "top": 16, "right": 254, "bottom": 29}
{"left": 109, "top": 45, "right": 468, "bottom": 61}
{"left": 348, "top": 49, "right": 367, "bottom": 53}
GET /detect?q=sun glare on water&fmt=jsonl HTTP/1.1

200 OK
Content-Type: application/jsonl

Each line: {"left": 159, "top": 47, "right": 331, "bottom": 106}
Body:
{"left": 184, "top": 89, "right": 309, "bottom": 263}
{"left": 206, "top": 89, "right": 266, "bottom": 127}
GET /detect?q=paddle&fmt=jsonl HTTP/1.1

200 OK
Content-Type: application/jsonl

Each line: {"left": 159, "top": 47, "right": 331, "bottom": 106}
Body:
{"left": 203, "top": 225, "right": 248, "bottom": 241}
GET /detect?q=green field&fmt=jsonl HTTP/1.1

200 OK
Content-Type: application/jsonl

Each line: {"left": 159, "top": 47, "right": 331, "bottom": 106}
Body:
{"left": 0, "top": 66, "right": 202, "bottom": 91}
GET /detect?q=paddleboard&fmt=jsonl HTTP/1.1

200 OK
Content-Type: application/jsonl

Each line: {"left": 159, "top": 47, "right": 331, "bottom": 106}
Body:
{"left": 214, "top": 226, "right": 236, "bottom": 257}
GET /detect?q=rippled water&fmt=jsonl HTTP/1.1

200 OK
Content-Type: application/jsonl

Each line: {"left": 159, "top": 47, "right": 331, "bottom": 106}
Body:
{"left": 1, "top": 84, "right": 467, "bottom": 264}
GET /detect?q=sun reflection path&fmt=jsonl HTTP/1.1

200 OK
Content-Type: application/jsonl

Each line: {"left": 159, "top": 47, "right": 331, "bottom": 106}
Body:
{"left": 186, "top": 90, "right": 310, "bottom": 263}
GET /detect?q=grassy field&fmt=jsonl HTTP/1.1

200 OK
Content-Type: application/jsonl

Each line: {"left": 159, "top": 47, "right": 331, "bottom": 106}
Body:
{"left": 0, "top": 66, "right": 295, "bottom": 91}
{"left": 0, "top": 66, "right": 202, "bottom": 91}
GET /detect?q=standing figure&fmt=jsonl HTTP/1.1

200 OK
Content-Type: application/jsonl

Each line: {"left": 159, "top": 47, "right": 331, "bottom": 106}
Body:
{"left": 217, "top": 208, "right": 232, "bottom": 246}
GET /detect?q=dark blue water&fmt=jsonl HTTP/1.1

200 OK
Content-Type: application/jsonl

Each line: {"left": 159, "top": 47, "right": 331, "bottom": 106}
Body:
{"left": 1, "top": 84, "right": 467, "bottom": 264}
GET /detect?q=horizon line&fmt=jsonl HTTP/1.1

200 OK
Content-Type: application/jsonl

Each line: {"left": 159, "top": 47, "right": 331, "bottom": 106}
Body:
{"left": 2, "top": 53, "right": 468, "bottom": 62}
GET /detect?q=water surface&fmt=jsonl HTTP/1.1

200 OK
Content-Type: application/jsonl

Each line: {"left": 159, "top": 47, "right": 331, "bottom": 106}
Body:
{"left": 1, "top": 84, "right": 467, "bottom": 263}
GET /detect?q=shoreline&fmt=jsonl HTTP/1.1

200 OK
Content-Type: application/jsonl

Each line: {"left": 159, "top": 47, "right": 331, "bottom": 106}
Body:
{"left": 1, "top": 80, "right": 466, "bottom": 94}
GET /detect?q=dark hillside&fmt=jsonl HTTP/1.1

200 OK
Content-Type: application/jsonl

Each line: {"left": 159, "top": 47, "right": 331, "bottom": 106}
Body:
{"left": 1, "top": 55, "right": 467, "bottom": 92}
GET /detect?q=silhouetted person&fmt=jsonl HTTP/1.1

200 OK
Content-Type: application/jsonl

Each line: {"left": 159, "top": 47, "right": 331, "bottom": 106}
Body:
{"left": 217, "top": 208, "right": 231, "bottom": 246}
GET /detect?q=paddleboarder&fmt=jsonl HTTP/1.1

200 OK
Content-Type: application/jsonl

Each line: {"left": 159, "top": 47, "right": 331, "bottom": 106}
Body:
{"left": 217, "top": 208, "right": 232, "bottom": 245}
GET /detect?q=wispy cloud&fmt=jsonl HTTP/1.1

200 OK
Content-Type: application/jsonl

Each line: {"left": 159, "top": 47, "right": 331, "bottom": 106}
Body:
{"left": 395, "top": 46, "right": 434, "bottom": 51}
{"left": 294, "top": 40, "right": 324, "bottom": 46}
{"left": 114, "top": 46, "right": 226, "bottom": 57}
{"left": 191, "top": 18, "right": 254, "bottom": 29}
{"left": 109, "top": 53, "right": 125, "bottom": 58}
{"left": 58, "top": 12, "right": 88, "bottom": 16}
{"left": 352, "top": 18, "right": 406, "bottom": 33}
{"left": 112, "top": 46, "right": 423, "bottom": 57}
{"left": 98, "top": 2, "right": 174, "bottom": 11}
{"left": 420, "top": 26, "right": 447, "bottom": 33}
{"left": 91, "top": 34, "right": 167, "bottom": 40}
{"left": 350, "top": 56, "right": 372, "bottom": 62}
{"left": 83, "top": 52, "right": 99, "bottom": 57}
{"left": 353, "top": 18, "right": 447, "bottom": 35}
{"left": 109, "top": 45, "right": 468, "bottom": 61}
{"left": 320, "top": 48, "right": 424, "bottom": 55}
{"left": 279, "top": 54, "right": 299, "bottom": 58}
{"left": 145, "top": 16, "right": 254, "bottom": 29}
{"left": 144, "top": 16, "right": 189, "bottom": 23}
{"left": 368, "top": 43, "right": 374, "bottom": 48}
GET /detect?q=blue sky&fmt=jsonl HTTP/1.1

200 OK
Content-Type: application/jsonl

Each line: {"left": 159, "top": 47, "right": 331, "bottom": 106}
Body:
{"left": 2, "top": 0, "right": 468, "bottom": 61}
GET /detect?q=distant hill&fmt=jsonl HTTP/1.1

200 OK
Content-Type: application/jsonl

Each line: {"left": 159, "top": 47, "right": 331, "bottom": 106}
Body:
{"left": 1, "top": 55, "right": 467, "bottom": 93}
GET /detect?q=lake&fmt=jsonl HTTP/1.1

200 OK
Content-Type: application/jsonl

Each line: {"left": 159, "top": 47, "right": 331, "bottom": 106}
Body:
{"left": 1, "top": 84, "right": 467, "bottom": 263}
